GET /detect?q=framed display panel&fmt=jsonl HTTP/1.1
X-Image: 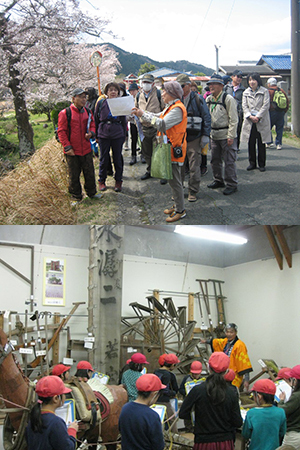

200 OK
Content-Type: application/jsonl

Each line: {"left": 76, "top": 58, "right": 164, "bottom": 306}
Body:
{"left": 43, "top": 258, "right": 66, "bottom": 306}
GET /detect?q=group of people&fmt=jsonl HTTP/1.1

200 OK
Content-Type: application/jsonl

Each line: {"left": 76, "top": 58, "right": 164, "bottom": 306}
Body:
{"left": 24, "top": 323, "right": 300, "bottom": 450}
{"left": 57, "top": 71, "right": 289, "bottom": 221}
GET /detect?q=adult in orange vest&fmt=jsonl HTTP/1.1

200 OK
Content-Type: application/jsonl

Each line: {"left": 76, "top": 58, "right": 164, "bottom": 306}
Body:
{"left": 133, "top": 81, "right": 187, "bottom": 223}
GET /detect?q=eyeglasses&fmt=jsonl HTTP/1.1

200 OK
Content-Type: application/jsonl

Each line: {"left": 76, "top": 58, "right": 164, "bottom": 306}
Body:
{"left": 181, "top": 84, "right": 186, "bottom": 88}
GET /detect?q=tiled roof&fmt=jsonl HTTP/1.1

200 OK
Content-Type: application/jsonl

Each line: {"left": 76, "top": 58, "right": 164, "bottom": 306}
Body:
{"left": 140, "top": 67, "right": 191, "bottom": 79}
{"left": 220, "top": 65, "right": 276, "bottom": 76}
{"left": 257, "top": 55, "right": 291, "bottom": 70}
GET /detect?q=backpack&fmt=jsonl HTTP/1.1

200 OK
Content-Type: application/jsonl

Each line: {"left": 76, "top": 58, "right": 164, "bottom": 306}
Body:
{"left": 206, "top": 92, "right": 228, "bottom": 111}
{"left": 136, "top": 89, "right": 163, "bottom": 109}
{"left": 273, "top": 88, "right": 287, "bottom": 110}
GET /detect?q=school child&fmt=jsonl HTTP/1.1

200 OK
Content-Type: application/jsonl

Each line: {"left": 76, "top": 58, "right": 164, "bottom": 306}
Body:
{"left": 154, "top": 353, "right": 180, "bottom": 432}
{"left": 75, "top": 360, "right": 94, "bottom": 382}
{"left": 25, "top": 375, "right": 78, "bottom": 450}
{"left": 121, "top": 352, "right": 149, "bottom": 402}
{"left": 51, "top": 364, "right": 71, "bottom": 381}
{"left": 242, "top": 379, "right": 286, "bottom": 450}
{"left": 179, "top": 361, "right": 205, "bottom": 432}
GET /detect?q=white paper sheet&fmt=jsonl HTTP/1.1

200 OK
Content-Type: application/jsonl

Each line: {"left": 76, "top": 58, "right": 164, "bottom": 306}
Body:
{"left": 107, "top": 96, "right": 134, "bottom": 116}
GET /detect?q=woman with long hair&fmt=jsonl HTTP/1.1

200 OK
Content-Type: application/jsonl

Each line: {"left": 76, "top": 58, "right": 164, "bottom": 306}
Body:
{"left": 279, "top": 365, "right": 300, "bottom": 449}
{"left": 179, "top": 352, "right": 242, "bottom": 450}
{"left": 25, "top": 376, "right": 78, "bottom": 450}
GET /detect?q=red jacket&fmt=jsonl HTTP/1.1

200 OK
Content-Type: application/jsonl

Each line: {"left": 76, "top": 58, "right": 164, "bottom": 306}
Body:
{"left": 57, "top": 104, "right": 96, "bottom": 156}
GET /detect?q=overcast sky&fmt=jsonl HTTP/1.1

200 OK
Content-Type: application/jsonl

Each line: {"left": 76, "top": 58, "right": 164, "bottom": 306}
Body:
{"left": 81, "top": 0, "right": 291, "bottom": 72}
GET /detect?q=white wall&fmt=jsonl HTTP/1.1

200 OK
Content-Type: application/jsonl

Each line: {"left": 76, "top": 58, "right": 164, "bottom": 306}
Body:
{"left": 225, "top": 252, "right": 300, "bottom": 376}
{"left": 122, "top": 254, "right": 226, "bottom": 326}
{"left": 0, "top": 243, "right": 89, "bottom": 365}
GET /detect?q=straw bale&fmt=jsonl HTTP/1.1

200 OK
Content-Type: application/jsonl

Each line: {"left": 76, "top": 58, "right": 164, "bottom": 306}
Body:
{"left": 0, "top": 139, "right": 77, "bottom": 224}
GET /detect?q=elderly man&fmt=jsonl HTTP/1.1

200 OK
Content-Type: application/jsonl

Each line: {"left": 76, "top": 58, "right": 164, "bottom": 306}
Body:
{"left": 136, "top": 73, "right": 165, "bottom": 181}
{"left": 205, "top": 74, "right": 239, "bottom": 195}
{"left": 266, "top": 77, "right": 289, "bottom": 150}
{"left": 176, "top": 74, "right": 211, "bottom": 202}
{"left": 57, "top": 88, "right": 101, "bottom": 203}
{"left": 224, "top": 70, "right": 245, "bottom": 152}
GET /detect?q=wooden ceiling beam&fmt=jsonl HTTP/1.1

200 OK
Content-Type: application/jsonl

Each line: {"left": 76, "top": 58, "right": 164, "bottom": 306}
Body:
{"left": 263, "top": 225, "right": 283, "bottom": 270}
{"left": 274, "top": 225, "right": 292, "bottom": 268}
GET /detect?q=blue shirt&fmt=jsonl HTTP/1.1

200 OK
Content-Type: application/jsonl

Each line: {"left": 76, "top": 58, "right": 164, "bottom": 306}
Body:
{"left": 242, "top": 405, "right": 286, "bottom": 450}
{"left": 25, "top": 412, "right": 76, "bottom": 450}
{"left": 119, "top": 402, "right": 165, "bottom": 450}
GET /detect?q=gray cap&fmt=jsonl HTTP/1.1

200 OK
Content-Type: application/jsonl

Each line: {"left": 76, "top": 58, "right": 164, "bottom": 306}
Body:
{"left": 207, "top": 74, "right": 224, "bottom": 85}
{"left": 176, "top": 74, "right": 191, "bottom": 84}
{"left": 141, "top": 73, "right": 155, "bottom": 83}
{"left": 71, "top": 88, "right": 87, "bottom": 97}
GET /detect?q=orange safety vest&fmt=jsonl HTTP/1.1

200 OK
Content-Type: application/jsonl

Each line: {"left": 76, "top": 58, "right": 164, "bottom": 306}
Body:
{"left": 159, "top": 100, "right": 187, "bottom": 164}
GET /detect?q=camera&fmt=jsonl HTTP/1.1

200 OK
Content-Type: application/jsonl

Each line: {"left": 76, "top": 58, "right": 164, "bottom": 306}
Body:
{"left": 173, "top": 146, "right": 183, "bottom": 158}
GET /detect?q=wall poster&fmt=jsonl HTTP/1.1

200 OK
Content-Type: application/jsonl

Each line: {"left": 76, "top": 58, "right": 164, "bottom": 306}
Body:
{"left": 43, "top": 258, "right": 66, "bottom": 306}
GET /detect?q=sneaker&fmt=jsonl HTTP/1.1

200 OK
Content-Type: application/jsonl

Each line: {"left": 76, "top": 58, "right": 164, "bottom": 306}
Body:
{"left": 223, "top": 186, "right": 237, "bottom": 195}
{"left": 99, "top": 182, "right": 107, "bottom": 191}
{"left": 114, "top": 181, "right": 122, "bottom": 192}
{"left": 129, "top": 156, "right": 137, "bottom": 165}
{"left": 246, "top": 164, "right": 256, "bottom": 171}
{"left": 71, "top": 200, "right": 81, "bottom": 207}
{"left": 164, "top": 205, "right": 175, "bottom": 215}
{"left": 277, "top": 144, "right": 282, "bottom": 150}
{"left": 141, "top": 172, "right": 151, "bottom": 180}
{"left": 200, "top": 167, "right": 208, "bottom": 176}
{"left": 266, "top": 143, "right": 275, "bottom": 148}
{"left": 188, "top": 192, "right": 197, "bottom": 202}
{"left": 166, "top": 210, "right": 186, "bottom": 223}
{"left": 207, "top": 180, "right": 225, "bottom": 189}
{"left": 160, "top": 179, "right": 168, "bottom": 185}
{"left": 259, "top": 166, "right": 266, "bottom": 172}
{"left": 91, "top": 193, "right": 103, "bottom": 199}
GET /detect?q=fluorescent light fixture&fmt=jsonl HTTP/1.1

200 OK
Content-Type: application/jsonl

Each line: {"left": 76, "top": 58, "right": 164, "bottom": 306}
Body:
{"left": 174, "top": 226, "right": 248, "bottom": 245}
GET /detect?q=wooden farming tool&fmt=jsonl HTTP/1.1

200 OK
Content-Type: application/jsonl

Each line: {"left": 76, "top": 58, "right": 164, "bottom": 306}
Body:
{"left": 29, "top": 302, "right": 85, "bottom": 368}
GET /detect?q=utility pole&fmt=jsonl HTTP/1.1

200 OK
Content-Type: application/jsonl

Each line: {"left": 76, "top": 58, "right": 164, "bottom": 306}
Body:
{"left": 291, "top": 0, "right": 300, "bottom": 136}
{"left": 215, "top": 45, "right": 220, "bottom": 74}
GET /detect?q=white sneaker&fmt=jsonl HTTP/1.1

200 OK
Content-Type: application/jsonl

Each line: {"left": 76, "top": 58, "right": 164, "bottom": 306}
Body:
{"left": 277, "top": 144, "right": 282, "bottom": 150}
{"left": 266, "top": 143, "right": 275, "bottom": 148}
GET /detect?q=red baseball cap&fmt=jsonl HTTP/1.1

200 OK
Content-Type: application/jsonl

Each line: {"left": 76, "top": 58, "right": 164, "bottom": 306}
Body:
{"left": 77, "top": 360, "right": 94, "bottom": 371}
{"left": 276, "top": 367, "right": 292, "bottom": 380}
{"left": 251, "top": 379, "right": 276, "bottom": 395}
{"left": 164, "top": 353, "right": 180, "bottom": 365}
{"left": 131, "top": 353, "right": 149, "bottom": 364}
{"left": 286, "top": 365, "right": 300, "bottom": 379}
{"left": 209, "top": 352, "right": 230, "bottom": 373}
{"left": 190, "top": 361, "right": 202, "bottom": 374}
{"left": 136, "top": 374, "right": 166, "bottom": 392}
{"left": 224, "top": 369, "right": 236, "bottom": 382}
{"left": 52, "top": 364, "right": 71, "bottom": 377}
{"left": 126, "top": 358, "right": 132, "bottom": 365}
{"left": 36, "top": 375, "right": 72, "bottom": 397}
{"left": 158, "top": 354, "right": 167, "bottom": 366}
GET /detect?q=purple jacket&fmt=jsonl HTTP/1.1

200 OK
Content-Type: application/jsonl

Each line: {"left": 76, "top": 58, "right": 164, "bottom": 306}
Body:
{"left": 94, "top": 99, "right": 127, "bottom": 140}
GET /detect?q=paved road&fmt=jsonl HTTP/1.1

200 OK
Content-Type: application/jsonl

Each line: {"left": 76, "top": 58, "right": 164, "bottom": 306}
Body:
{"left": 114, "top": 141, "right": 300, "bottom": 225}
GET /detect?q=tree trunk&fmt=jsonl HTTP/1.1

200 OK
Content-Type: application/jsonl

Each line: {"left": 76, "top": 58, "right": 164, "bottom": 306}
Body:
{"left": 8, "top": 55, "right": 35, "bottom": 158}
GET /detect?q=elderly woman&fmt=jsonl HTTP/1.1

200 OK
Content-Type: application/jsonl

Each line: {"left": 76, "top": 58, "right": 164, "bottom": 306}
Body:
{"left": 241, "top": 72, "right": 271, "bottom": 172}
{"left": 133, "top": 81, "right": 187, "bottom": 223}
{"left": 94, "top": 82, "right": 127, "bottom": 193}
{"left": 201, "top": 323, "right": 252, "bottom": 391}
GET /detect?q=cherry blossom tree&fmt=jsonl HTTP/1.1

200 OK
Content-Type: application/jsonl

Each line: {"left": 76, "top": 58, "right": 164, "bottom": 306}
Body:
{"left": 0, "top": 0, "right": 120, "bottom": 158}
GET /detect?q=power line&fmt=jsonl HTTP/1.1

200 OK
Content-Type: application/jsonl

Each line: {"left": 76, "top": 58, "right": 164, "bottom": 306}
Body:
{"left": 220, "top": 0, "right": 237, "bottom": 43}
{"left": 189, "top": 0, "right": 214, "bottom": 59}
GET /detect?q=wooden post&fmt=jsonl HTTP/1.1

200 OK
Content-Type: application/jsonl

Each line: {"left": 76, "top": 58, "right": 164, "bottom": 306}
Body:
{"left": 188, "top": 293, "right": 194, "bottom": 322}
{"left": 52, "top": 313, "right": 60, "bottom": 365}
